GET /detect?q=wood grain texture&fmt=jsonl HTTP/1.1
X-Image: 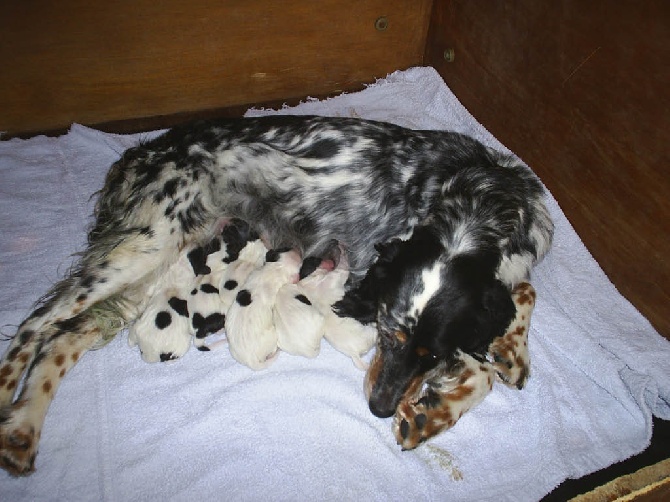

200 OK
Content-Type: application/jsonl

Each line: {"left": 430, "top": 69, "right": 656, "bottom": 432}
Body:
{"left": 0, "top": 0, "right": 433, "bottom": 135}
{"left": 426, "top": 0, "right": 670, "bottom": 340}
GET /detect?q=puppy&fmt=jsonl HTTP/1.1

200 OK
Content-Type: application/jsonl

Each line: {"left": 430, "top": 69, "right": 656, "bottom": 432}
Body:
{"left": 188, "top": 220, "right": 259, "bottom": 350}
{"left": 127, "top": 253, "right": 196, "bottom": 362}
{"left": 273, "top": 275, "right": 326, "bottom": 359}
{"left": 225, "top": 248, "right": 302, "bottom": 369}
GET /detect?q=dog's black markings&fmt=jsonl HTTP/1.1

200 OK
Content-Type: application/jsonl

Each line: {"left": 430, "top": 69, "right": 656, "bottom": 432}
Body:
{"left": 168, "top": 297, "right": 189, "bottom": 317}
{"left": 298, "top": 257, "right": 322, "bottom": 279}
{"left": 221, "top": 219, "right": 258, "bottom": 263}
{"left": 236, "top": 290, "right": 252, "bottom": 307}
{"left": 155, "top": 312, "right": 172, "bottom": 329}
{"left": 265, "top": 248, "right": 292, "bottom": 263}
{"left": 191, "top": 313, "right": 226, "bottom": 341}
{"left": 295, "top": 294, "right": 312, "bottom": 306}
{"left": 0, "top": 115, "right": 553, "bottom": 476}
{"left": 199, "top": 284, "right": 219, "bottom": 294}
{"left": 223, "top": 280, "right": 238, "bottom": 290}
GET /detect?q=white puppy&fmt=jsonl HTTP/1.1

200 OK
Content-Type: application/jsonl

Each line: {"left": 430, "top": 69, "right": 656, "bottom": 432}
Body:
{"left": 128, "top": 253, "right": 197, "bottom": 362}
{"left": 225, "top": 248, "right": 301, "bottom": 370}
{"left": 274, "top": 254, "right": 376, "bottom": 368}
{"left": 274, "top": 276, "right": 326, "bottom": 359}
{"left": 323, "top": 311, "right": 377, "bottom": 370}
{"left": 273, "top": 258, "right": 343, "bottom": 358}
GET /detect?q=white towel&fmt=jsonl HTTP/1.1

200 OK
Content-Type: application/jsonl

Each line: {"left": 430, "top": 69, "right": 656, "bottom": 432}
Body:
{"left": 1, "top": 67, "right": 668, "bottom": 501}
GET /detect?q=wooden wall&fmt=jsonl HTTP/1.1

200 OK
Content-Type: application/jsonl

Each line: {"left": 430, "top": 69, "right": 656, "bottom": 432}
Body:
{"left": 426, "top": 0, "right": 670, "bottom": 340}
{"left": 0, "top": 0, "right": 432, "bottom": 135}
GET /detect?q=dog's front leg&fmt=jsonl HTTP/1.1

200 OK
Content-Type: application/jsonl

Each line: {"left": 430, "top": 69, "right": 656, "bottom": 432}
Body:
{"left": 488, "top": 282, "right": 536, "bottom": 389}
{"left": 393, "top": 351, "right": 495, "bottom": 450}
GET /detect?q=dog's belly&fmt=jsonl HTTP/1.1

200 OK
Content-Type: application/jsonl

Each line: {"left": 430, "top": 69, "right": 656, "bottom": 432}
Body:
{"left": 209, "top": 143, "right": 418, "bottom": 281}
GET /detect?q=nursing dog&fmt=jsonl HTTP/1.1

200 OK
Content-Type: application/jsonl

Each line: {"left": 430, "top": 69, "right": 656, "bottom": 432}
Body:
{"left": 0, "top": 115, "right": 552, "bottom": 475}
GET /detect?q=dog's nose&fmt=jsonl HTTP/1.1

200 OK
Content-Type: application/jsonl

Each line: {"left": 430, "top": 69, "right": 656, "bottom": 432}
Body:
{"left": 368, "top": 399, "right": 395, "bottom": 418}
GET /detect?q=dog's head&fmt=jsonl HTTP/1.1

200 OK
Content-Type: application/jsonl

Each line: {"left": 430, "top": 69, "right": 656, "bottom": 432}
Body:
{"left": 364, "top": 227, "right": 516, "bottom": 418}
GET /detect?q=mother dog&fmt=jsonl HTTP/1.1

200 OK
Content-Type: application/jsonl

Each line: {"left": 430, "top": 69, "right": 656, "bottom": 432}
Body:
{"left": 0, "top": 115, "right": 552, "bottom": 475}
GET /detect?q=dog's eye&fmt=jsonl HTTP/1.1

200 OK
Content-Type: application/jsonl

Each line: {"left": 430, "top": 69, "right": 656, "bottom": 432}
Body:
{"left": 415, "top": 346, "right": 438, "bottom": 361}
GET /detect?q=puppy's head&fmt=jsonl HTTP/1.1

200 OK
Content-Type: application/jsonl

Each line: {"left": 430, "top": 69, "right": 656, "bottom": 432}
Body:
{"left": 365, "top": 227, "right": 516, "bottom": 418}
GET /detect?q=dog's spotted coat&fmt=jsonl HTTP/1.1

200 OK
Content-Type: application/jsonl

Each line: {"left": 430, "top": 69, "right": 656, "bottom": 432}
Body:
{"left": 0, "top": 115, "right": 552, "bottom": 475}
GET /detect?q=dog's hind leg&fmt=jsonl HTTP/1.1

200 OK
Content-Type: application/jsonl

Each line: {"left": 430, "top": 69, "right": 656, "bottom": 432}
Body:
{"left": 0, "top": 217, "right": 202, "bottom": 475}
{"left": 0, "top": 311, "right": 116, "bottom": 475}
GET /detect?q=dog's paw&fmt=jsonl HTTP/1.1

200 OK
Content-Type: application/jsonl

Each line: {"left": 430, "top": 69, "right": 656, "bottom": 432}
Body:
{"left": 488, "top": 282, "right": 536, "bottom": 390}
{"left": 0, "top": 406, "right": 38, "bottom": 476}
{"left": 393, "top": 351, "right": 497, "bottom": 450}
{"left": 393, "top": 393, "right": 453, "bottom": 450}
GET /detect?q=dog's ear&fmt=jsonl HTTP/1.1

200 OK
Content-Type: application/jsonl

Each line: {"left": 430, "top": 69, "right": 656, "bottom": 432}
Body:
{"left": 482, "top": 280, "right": 517, "bottom": 340}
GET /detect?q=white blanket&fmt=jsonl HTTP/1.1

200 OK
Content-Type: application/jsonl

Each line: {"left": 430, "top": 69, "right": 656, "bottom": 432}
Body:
{"left": 1, "top": 67, "right": 668, "bottom": 501}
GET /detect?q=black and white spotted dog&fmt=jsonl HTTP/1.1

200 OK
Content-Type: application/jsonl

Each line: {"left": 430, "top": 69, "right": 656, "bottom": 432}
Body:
{"left": 0, "top": 115, "right": 553, "bottom": 475}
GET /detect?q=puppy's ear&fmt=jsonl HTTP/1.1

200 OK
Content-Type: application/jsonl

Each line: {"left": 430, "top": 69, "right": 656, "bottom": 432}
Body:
{"left": 482, "top": 280, "right": 516, "bottom": 340}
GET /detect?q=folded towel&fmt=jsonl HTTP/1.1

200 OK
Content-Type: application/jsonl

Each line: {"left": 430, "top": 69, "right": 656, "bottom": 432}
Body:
{"left": 1, "top": 67, "right": 668, "bottom": 501}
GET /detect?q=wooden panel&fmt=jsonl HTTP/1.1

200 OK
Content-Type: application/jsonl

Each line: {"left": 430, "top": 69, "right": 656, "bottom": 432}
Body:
{"left": 0, "top": 0, "right": 433, "bottom": 135}
{"left": 426, "top": 0, "right": 670, "bottom": 339}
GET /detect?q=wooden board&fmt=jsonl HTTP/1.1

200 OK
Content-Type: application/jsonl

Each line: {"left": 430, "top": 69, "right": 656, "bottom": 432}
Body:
{"left": 0, "top": 0, "right": 433, "bottom": 135}
{"left": 426, "top": 0, "right": 670, "bottom": 340}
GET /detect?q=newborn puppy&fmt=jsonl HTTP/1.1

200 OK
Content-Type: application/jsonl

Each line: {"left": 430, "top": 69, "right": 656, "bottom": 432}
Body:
{"left": 188, "top": 220, "right": 258, "bottom": 350}
{"left": 128, "top": 253, "right": 196, "bottom": 362}
{"left": 225, "top": 248, "right": 302, "bottom": 369}
{"left": 216, "top": 239, "right": 267, "bottom": 314}
{"left": 273, "top": 261, "right": 335, "bottom": 359}
{"left": 275, "top": 255, "right": 376, "bottom": 368}
{"left": 189, "top": 228, "right": 266, "bottom": 351}
{"left": 189, "top": 271, "right": 227, "bottom": 351}
{"left": 318, "top": 256, "right": 376, "bottom": 369}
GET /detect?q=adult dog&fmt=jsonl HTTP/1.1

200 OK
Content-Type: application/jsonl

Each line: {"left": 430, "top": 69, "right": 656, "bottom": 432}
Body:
{"left": 0, "top": 115, "right": 553, "bottom": 475}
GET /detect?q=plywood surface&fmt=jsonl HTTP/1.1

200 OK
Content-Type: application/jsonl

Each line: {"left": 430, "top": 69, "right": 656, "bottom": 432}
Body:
{"left": 426, "top": 0, "right": 670, "bottom": 339}
{"left": 1, "top": 0, "right": 432, "bottom": 135}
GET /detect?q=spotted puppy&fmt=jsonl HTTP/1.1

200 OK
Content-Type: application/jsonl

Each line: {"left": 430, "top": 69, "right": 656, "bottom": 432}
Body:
{"left": 189, "top": 219, "right": 260, "bottom": 350}
{"left": 225, "top": 248, "right": 302, "bottom": 369}
{"left": 391, "top": 282, "right": 536, "bottom": 450}
{"left": 127, "top": 219, "right": 257, "bottom": 359}
{"left": 127, "top": 253, "right": 195, "bottom": 362}
{"left": 0, "top": 115, "right": 552, "bottom": 475}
